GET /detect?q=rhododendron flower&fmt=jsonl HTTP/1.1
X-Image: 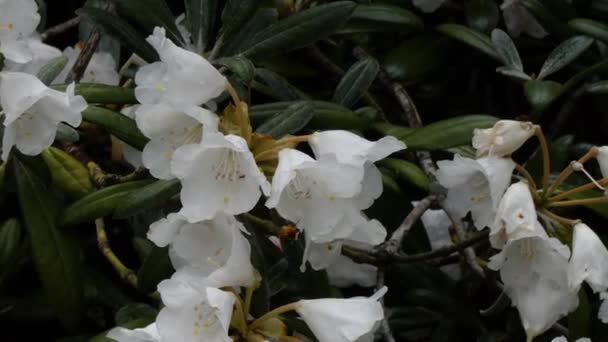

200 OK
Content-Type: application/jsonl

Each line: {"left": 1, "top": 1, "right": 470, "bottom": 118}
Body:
{"left": 309, "top": 130, "right": 406, "bottom": 209}
{"left": 135, "top": 27, "right": 225, "bottom": 108}
{"left": 156, "top": 277, "right": 235, "bottom": 342}
{"left": 147, "top": 213, "right": 254, "bottom": 288}
{"left": 568, "top": 223, "right": 608, "bottom": 293}
{"left": 172, "top": 132, "right": 270, "bottom": 222}
{"left": 489, "top": 235, "right": 578, "bottom": 340}
{"left": 326, "top": 254, "right": 378, "bottom": 288}
{"left": 107, "top": 323, "right": 160, "bottom": 342}
{"left": 0, "top": 0, "right": 41, "bottom": 63}
{"left": 54, "top": 46, "right": 120, "bottom": 85}
{"left": 266, "top": 148, "right": 365, "bottom": 242}
{"left": 295, "top": 287, "right": 387, "bottom": 342}
{"left": 3, "top": 38, "right": 61, "bottom": 75}
{"left": 473, "top": 120, "right": 536, "bottom": 157}
{"left": 436, "top": 155, "right": 515, "bottom": 230}
{"left": 135, "top": 103, "right": 218, "bottom": 179}
{"left": 0, "top": 72, "right": 87, "bottom": 160}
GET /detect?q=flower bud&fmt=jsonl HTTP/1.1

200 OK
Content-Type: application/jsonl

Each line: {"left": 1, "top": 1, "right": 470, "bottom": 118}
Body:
{"left": 472, "top": 120, "right": 536, "bottom": 157}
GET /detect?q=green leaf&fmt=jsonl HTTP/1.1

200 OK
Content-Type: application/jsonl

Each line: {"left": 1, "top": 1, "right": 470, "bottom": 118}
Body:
{"left": 384, "top": 34, "right": 451, "bottom": 83}
{"left": 372, "top": 122, "right": 415, "bottom": 140}
{"left": 185, "top": 0, "right": 219, "bottom": 52}
{"left": 113, "top": 179, "right": 181, "bottom": 219}
{"left": 465, "top": 0, "right": 499, "bottom": 34}
{"left": 217, "top": 56, "right": 256, "bottom": 82}
{"left": 401, "top": 115, "right": 498, "bottom": 150}
{"left": 0, "top": 219, "right": 22, "bottom": 280}
{"left": 253, "top": 68, "right": 309, "bottom": 101}
{"left": 332, "top": 57, "right": 379, "bottom": 108}
{"left": 137, "top": 246, "right": 173, "bottom": 293}
{"left": 491, "top": 29, "right": 523, "bottom": 72}
{"left": 378, "top": 158, "right": 430, "bottom": 191}
{"left": 52, "top": 84, "right": 138, "bottom": 104}
{"left": 569, "top": 18, "right": 608, "bottom": 44}
{"left": 115, "top": 303, "right": 158, "bottom": 325}
{"left": 587, "top": 80, "right": 608, "bottom": 94}
{"left": 36, "top": 56, "right": 68, "bottom": 85}
{"left": 56, "top": 124, "right": 80, "bottom": 143}
{"left": 220, "top": 8, "right": 278, "bottom": 57}
{"left": 14, "top": 159, "right": 84, "bottom": 330}
{"left": 538, "top": 36, "right": 594, "bottom": 80}
{"left": 520, "top": 0, "right": 573, "bottom": 37}
{"left": 82, "top": 106, "right": 148, "bottom": 150}
{"left": 80, "top": 7, "right": 159, "bottom": 62}
{"left": 110, "top": 0, "right": 183, "bottom": 45}
{"left": 524, "top": 79, "right": 563, "bottom": 113}
{"left": 340, "top": 3, "right": 423, "bottom": 33}
{"left": 255, "top": 101, "right": 315, "bottom": 138}
{"left": 221, "top": 0, "right": 259, "bottom": 40}
{"left": 436, "top": 23, "right": 501, "bottom": 61}
{"left": 241, "top": 1, "right": 356, "bottom": 58}
{"left": 41, "top": 147, "right": 94, "bottom": 199}
{"left": 60, "top": 180, "right": 154, "bottom": 227}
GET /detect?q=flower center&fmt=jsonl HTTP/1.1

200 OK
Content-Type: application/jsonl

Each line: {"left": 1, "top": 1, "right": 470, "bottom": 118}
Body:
{"left": 0, "top": 23, "right": 14, "bottom": 30}
{"left": 212, "top": 149, "right": 245, "bottom": 182}
{"left": 287, "top": 171, "right": 315, "bottom": 200}
{"left": 192, "top": 302, "right": 219, "bottom": 335}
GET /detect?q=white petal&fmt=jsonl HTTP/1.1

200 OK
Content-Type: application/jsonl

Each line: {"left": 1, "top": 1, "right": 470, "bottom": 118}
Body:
{"left": 327, "top": 254, "right": 378, "bottom": 288}
{"left": 147, "top": 213, "right": 187, "bottom": 247}
{"left": 134, "top": 62, "right": 169, "bottom": 105}
{"left": 568, "top": 223, "right": 608, "bottom": 293}
{"left": 107, "top": 323, "right": 160, "bottom": 342}
{"left": 472, "top": 120, "right": 536, "bottom": 157}
{"left": 0, "top": 72, "right": 49, "bottom": 124}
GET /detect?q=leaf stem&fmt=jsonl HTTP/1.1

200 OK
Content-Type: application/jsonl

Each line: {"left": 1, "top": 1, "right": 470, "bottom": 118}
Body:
{"left": 547, "top": 196, "right": 608, "bottom": 208}
{"left": 536, "top": 127, "right": 551, "bottom": 195}
{"left": 249, "top": 303, "right": 298, "bottom": 331}
{"left": 539, "top": 209, "right": 580, "bottom": 227}
{"left": 549, "top": 177, "right": 608, "bottom": 202}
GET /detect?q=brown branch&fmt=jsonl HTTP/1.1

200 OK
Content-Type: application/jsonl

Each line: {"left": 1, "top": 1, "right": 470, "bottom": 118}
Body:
{"left": 65, "top": 27, "right": 103, "bottom": 83}
{"left": 376, "top": 269, "right": 396, "bottom": 342}
{"left": 41, "top": 16, "right": 81, "bottom": 41}
{"left": 445, "top": 209, "right": 486, "bottom": 279}
{"left": 383, "top": 195, "right": 436, "bottom": 255}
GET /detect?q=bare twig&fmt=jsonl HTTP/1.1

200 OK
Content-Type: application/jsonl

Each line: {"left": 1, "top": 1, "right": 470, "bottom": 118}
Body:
{"left": 65, "top": 27, "right": 102, "bottom": 83}
{"left": 376, "top": 269, "right": 397, "bottom": 342}
{"left": 384, "top": 195, "right": 436, "bottom": 255}
{"left": 444, "top": 205, "right": 486, "bottom": 279}
{"left": 95, "top": 218, "right": 138, "bottom": 288}
{"left": 41, "top": 16, "right": 81, "bottom": 41}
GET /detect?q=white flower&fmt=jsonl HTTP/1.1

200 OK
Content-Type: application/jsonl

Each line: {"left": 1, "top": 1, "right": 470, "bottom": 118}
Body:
{"left": 3, "top": 38, "right": 61, "bottom": 75}
{"left": 472, "top": 120, "right": 536, "bottom": 157}
{"left": 266, "top": 148, "right": 365, "bottom": 242}
{"left": 309, "top": 130, "right": 406, "bottom": 209}
{"left": 490, "top": 182, "right": 545, "bottom": 248}
{"left": 156, "top": 277, "right": 235, "bottom": 342}
{"left": 171, "top": 132, "right": 270, "bottom": 222}
{"left": 417, "top": 203, "right": 461, "bottom": 279}
{"left": 551, "top": 337, "right": 591, "bottom": 342}
{"left": 596, "top": 146, "right": 608, "bottom": 179}
{"left": 489, "top": 235, "right": 578, "bottom": 340}
{"left": 54, "top": 45, "right": 120, "bottom": 85}
{"left": 412, "top": 0, "right": 448, "bottom": 13}
{"left": 135, "top": 27, "right": 225, "bottom": 108}
{"left": 501, "top": 0, "right": 547, "bottom": 38}
{"left": 568, "top": 223, "right": 608, "bottom": 293}
{"left": 0, "top": 72, "right": 87, "bottom": 160}
{"left": 107, "top": 323, "right": 160, "bottom": 342}
{"left": 327, "top": 254, "right": 378, "bottom": 288}
{"left": 135, "top": 103, "right": 218, "bottom": 179}
{"left": 295, "top": 286, "right": 387, "bottom": 342}
{"left": 436, "top": 155, "right": 515, "bottom": 230}
{"left": 148, "top": 213, "right": 255, "bottom": 288}
{"left": 0, "top": 0, "right": 40, "bottom": 63}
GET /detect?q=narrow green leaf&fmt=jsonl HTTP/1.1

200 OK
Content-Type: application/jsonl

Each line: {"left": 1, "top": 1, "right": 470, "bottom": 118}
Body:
{"left": 217, "top": 56, "right": 256, "bottom": 82}
{"left": 524, "top": 79, "right": 563, "bottom": 112}
{"left": 569, "top": 18, "right": 608, "bottom": 44}
{"left": 41, "top": 147, "right": 94, "bottom": 199}
{"left": 378, "top": 158, "right": 430, "bottom": 191}
{"left": 113, "top": 179, "right": 181, "bottom": 219}
{"left": 491, "top": 29, "right": 523, "bottom": 72}
{"left": 115, "top": 303, "right": 158, "bottom": 325}
{"left": 111, "top": 0, "right": 183, "bottom": 45}
{"left": 80, "top": 7, "right": 159, "bottom": 62}
{"left": 185, "top": 0, "right": 219, "bottom": 52}
{"left": 465, "top": 0, "right": 499, "bottom": 33}
{"left": 341, "top": 3, "right": 423, "bottom": 33}
{"left": 0, "top": 219, "right": 21, "bottom": 276}
{"left": 82, "top": 106, "right": 148, "bottom": 150}
{"left": 249, "top": 101, "right": 293, "bottom": 125}
{"left": 52, "top": 84, "right": 137, "bottom": 104}
{"left": 255, "top": 102, "right": 315, "bottom": 138}
{"left": 586, "top": 80, "right": 608, "bottom": 94}
{"left": 437, "top": 23, "right": 501, "bottom": 61}
{"left": 372, "top": 122, "right": 415, "bottom": 140}
{"left": 538, "top": 36, "right": 594, "bottom": 79}
{"left": 15, "top": 159, "right": 84, "bottom": 330}
{"left": 333, "top": 58, "right": 379, "bottom": 108}
{"left": 403, "top": 115, "right": 499, "bottom": 150}
{"left": 221, "top": 8, "right": 278, "bottom": 57}
{"left": 221, "top": 0, "right": 259, "bottom": 40}
{"left": 242, "top": 1, "right": 356, "bottom": 58}
{"left": 137, "top": 246, "right": 174, "bottom": 293}
{"left": 253, "top": 68, "right": 309, "bottom": 101}
{"left": 36, "top": 56, "right": 68, "bottom": 85}
{"left": 60, "top": 180, "right": 154, "bottom": 227}
{"left": 384, "top": 35, "right": 451, "bottom": 83}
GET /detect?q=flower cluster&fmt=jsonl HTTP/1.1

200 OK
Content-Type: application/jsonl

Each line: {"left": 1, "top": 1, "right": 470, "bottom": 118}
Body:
{"left": 437, "top": 119, "right": 608, "bottom": 341}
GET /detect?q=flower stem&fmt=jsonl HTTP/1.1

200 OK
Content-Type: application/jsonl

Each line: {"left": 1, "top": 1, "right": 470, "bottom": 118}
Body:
{"left": 249, "top": 303, "right": 298, "bottom": 331}
{"left": 95, "top": 219, "right": 138, "bottom": 288}
{"left": 545, "top": 146, "right": 598, "bottom": 198}
{"left": 536, "top": 127, "right": 551, "bottom": 195}
{"left": 514, "top": 164, "right": 538, "bottom": 193}
{"left": 540, "top": 209, "right": 580, "bottom": 227}
{"left": 225, "top": 81, "right": 241, "bottom": 105}
{"left": 244, "top": 286, "right": 254, "bottom": 318}
{"left": 549, "top": 177, "right": 608, "bottom": 202}
{"left": 547, "top": 196, "right": 608, "bottom": 208}
{"left": 232, "top": 294, "right": 249, "bottom": 335}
